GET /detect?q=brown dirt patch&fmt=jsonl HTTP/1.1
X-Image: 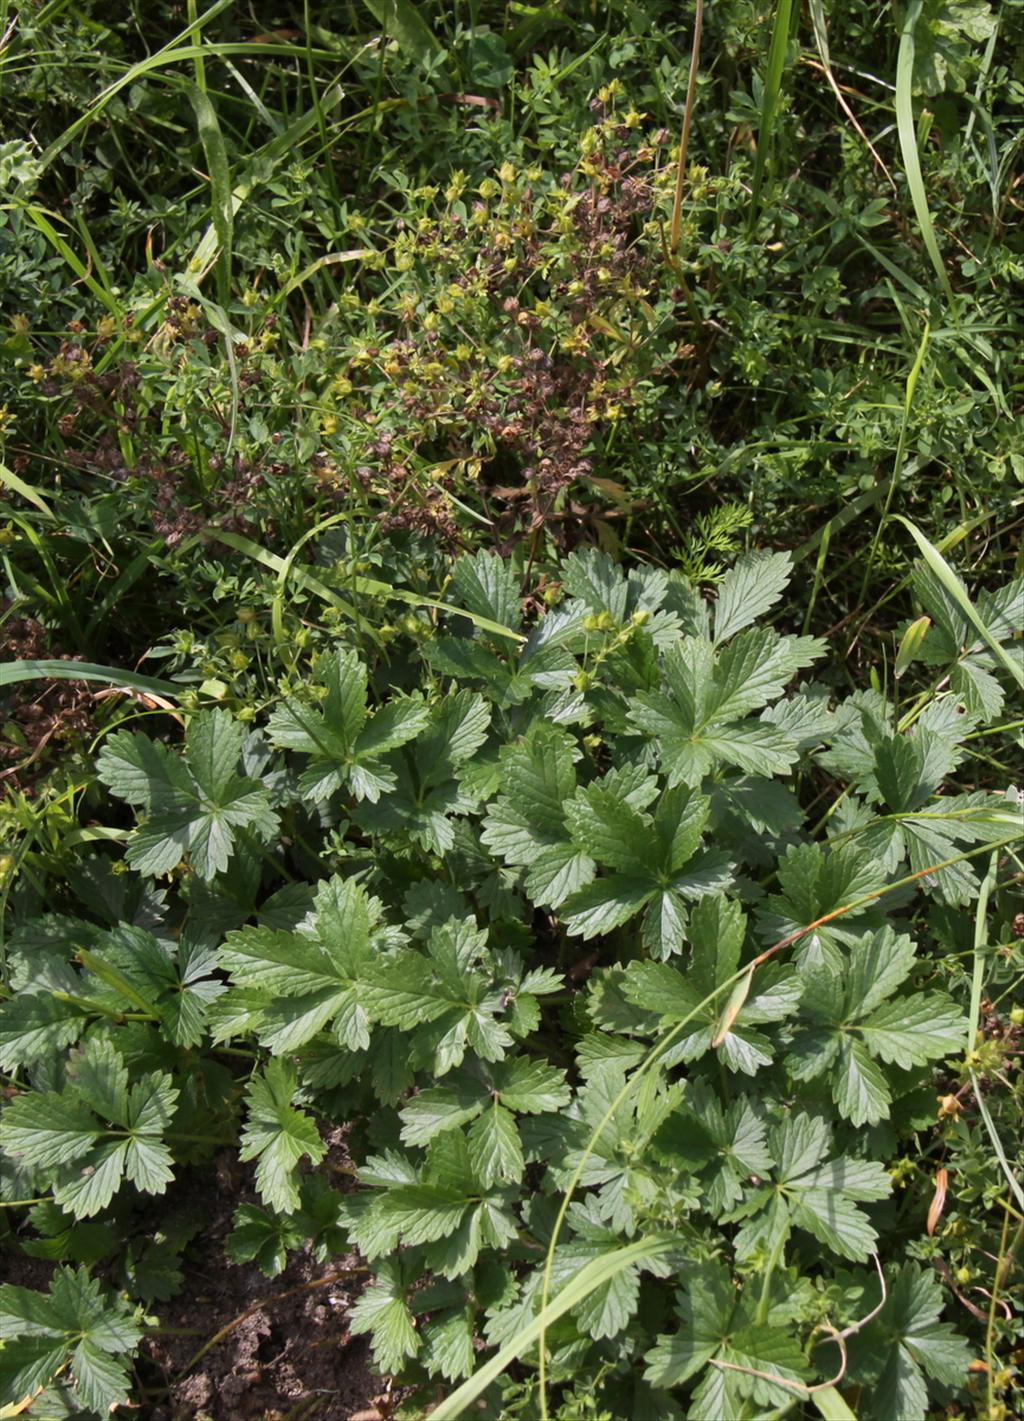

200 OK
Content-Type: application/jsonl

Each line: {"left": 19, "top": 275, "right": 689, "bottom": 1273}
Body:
{"left": 142, "top": 1247, "right": 387, "bottom": 1421}
{"left": 133, "top": 1160, "right": 394, "bottom": 1421}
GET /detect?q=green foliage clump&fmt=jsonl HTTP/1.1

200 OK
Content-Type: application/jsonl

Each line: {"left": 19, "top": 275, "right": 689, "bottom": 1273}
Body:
{"left": 1, "top": 3, "right": 1022, "bottom": 1419}
{"left": 2, "top": 548, "right": 1020, "bottom": 1419}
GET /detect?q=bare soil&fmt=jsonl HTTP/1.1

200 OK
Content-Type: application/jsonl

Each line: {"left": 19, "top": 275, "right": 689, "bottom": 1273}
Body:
{"left": 137, "top": 1162, "right": 392, "bottom": 1421}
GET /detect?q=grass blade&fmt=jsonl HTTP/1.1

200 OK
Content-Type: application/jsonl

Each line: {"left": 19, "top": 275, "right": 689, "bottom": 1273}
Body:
{"left": 38, "top": 0, "right": 236, "bottom": 171}
{"left": 185, "top": 84, "right": 350, "bottom": 281}
{"left": 895, "top": 0, "right": 956, "bottom": 308}
{"left": 749, "top": 0, "right": 795, "bottom": 222}
{"left": 0, "top": 660, "right": 182, "bottom": 698}
{"left": 188, "top": 87, "right": 233, "bottom": 305}
{"left": 212, "top": 529, "right": 525, "bottom": 643}
{"left": 427, "top": 1236, "right": 673, "bottom": 1421}
{"left": 813, "top": 1387, "right": 859, "bottom": 1421}
{"left": 895, "top": 516, "right": 1023, "bottom": 689}
{"left": 859, "top": 319, "right": 931, "bottom": 598}
{"left": 21, "top": 205, "right": 122, "bottom": 319}
{"left": 967, "top": 855, "right": 1024, "bottom": 1211}
{"left": 0, "top": 460, "right": 55, "bottom": 519}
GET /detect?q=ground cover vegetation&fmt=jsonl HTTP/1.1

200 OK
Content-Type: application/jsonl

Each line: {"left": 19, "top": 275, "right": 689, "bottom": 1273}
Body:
{"left": 0, "top": 1, "right": 1021, "bottom": 1418}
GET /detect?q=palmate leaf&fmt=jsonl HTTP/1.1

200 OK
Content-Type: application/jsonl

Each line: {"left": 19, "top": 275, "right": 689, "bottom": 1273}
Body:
{"left": 268, "top": 648, "right": 429, "bottom": 803}
{"left": 2, "top": 1038, "right": 179, "bottom": 1219}
{"left": 627, "top": 628, "right": 822, "bottom": 788}
{"left": 645, "top": 1258, "right": 808, "bottom": 1411}
{"left": 481, "top": 721, "right": 593, "bottom": 906}
{"left": 760, "top": 841, "right": 889, "bottom": 968}
{"left": 350, "top": 1134, "right": 517, "bottom": 1280}
{"left": 788, "top": 928, "right": 966, "bottom": 1124}
{"left": 653, "top": 1083, "right": 774, "bottom": 1216}
{"left": 559, "top": 785, "right": 716, "bottom": 956}
{"left": 355, "top": 692, "right": 491, "bottom": 855}
{"left": 847, "top": 1263, "right": 973, "bottom": 1421}
{"left": 219, "top": 875, "right": 376, "bottom": 1053}
{"left": 0, "top": 1266, "right": 143, "bottom": 1414}
{"left": 227, "top": 1203, "right": 307, "bottom": 1277}
{"left": 358, "top": 916, "right": 549, "bottom": 1077}
{"left": 731, "top": 1113, "right": 891, "bottom": 1262}
{"left": 398, "top": 1056, "right": 570, "bottom": 1179}
{"left": 623, "top": 894, "right": 800, "bottom": 1073}
{"left": 97, "top": 709, "right": 279, "bottom": 880}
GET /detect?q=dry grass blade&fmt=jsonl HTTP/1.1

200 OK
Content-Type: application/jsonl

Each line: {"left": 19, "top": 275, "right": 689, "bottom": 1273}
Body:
{"left": 668, "top": 0, "right": 704, "bottom": 255}
{"left": 808, "top": 0, "right": 895, "bottom": 191}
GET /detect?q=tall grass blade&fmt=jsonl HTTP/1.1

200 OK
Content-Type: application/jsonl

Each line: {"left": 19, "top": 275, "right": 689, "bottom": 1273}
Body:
{"left": 895, "top": 0, "right": 956, "bottom": 308}
{"left": 967, "top": 855, "right": 1024, "bottom": 1211}
{"left": 895, "top": 516, "right": 1023, "bottom": 688}
{"left": 39, "top": 0, "right": 235, "bottom": 171}
{"left": 0, "top": 660, "right": 182, "bottom": 698}
{"left": 189, "top": 87, "right": 233, "bottom": 304}
{"left": 22, "top": 206, "right": 121, "bottom": 319}
{"left": 809, "top": 0, "right": 895, "bottom": 190}
{"left": 427, "top": 1236, "right": 673, "bottom": 1421}
{"left": 749, "top": 0, "right": 794, "bottom": 222}
{"left": 186, "top": 86, "right": 352, "bottom": 281}
{"left": 859, "top": 319, "right": 931, "bottom": 598}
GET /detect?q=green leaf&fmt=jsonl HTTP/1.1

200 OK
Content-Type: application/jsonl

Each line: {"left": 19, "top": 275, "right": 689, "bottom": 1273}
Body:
{"left": 564, "top": 783, "right": 657, "bottom": 875}
{"left": 1, "top": 1092, "right": 100, "bottom": 1171}
{"left": 561, "top": 875, "right": 654, "bottom": 939}
{"left": 451, "top": 550, "right": 522, "bottom": 632}
{"left": 221, "top": 876, "right": 375, "bottom": 1053}
{"left": 422, "top": 1304, "right": 476, "bottom": 1381}
{"left": 645, "top": 1258, "right": 807, "bottom": 1408}
{"left": 0, "top": 1266, "right": 142, "bottom": 1415}
{"left": 849, "top": 1263, "right": 972, "bottom": 1421}
{"left": 66, "top": 1037, "right": 130, "bottom": 1127}
{"left": 493, "top": 1056, "right": 571, "bottom": 1114}
{"left": 378, "top": 1184, "right": 472, "bottom": 1246}
{"left": 348, "top": 1261, "right": 419, "bottom": 1374}
{"left": 239, "top": 1060, "right": 327, "bottom": 1213}
{"left": 226, "top": 1204, "right": 306, "bottom": 1277}
{"left": 468, "top": 1103, "right": 523, "bottom": 1186}
{"left": 98, "top": 709, "right": 279, "bottom": 880}
{"left": 268, "top": 650, "right": 428, "bottom": 804}
{"left": 0, "top": 994, "right": 86, "bottom": 1071}
{"left": 860, "top": 994, "right": 966, "bottom": 1067}
{"left": 71, "top": 1337, "right": 136, "bottom": 1415}
{"left": 713, "top": 551, "right": 793, "bottom": 643}
{"left": 399, "top": 1082, "right": 484, "bottom": 1147}
{"left": 834, "top": 1038, "right": 893, "bottom": 1127}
